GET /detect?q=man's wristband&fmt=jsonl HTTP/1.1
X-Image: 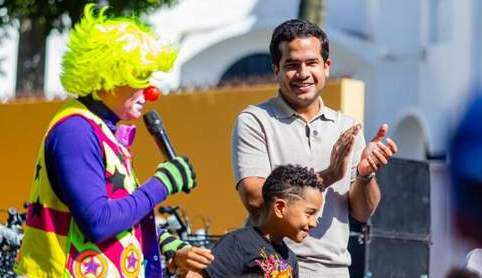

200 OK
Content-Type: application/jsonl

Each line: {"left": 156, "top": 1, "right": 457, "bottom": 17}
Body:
{"left": 356, "top": 168, "right": 375, "bottom": 182}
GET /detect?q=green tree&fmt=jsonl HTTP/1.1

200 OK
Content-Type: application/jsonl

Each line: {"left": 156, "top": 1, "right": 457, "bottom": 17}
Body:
{"left": 298, "top": 0, "right": 325, "bottom": 26}
{"left": 0, "top": 0, "right": 176, "bottom": 98}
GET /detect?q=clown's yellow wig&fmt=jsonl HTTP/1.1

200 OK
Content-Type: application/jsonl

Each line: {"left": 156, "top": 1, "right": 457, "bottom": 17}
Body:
{"left": 61, "top": 4, "right": 177, "bottom": 98}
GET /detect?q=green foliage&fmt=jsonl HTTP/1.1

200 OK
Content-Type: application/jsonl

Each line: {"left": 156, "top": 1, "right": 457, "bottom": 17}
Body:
{"left": 0, "top": 0, "right": 177, "bottom": 35}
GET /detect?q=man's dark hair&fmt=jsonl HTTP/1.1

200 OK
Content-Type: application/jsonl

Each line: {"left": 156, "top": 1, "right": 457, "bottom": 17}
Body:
{"left": 269, "top": 19, "right": 329, "bottom": 66}
{"left": 262, "top": 164, "right": 323, "bottom": 206}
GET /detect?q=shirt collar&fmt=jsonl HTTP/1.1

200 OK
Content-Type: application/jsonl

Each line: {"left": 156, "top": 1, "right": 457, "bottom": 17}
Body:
{"left": 271, "top": 92, "right": 336, "bottom": 122}
{"left": 78, "top": 95, "right": 120, "bottom": 132}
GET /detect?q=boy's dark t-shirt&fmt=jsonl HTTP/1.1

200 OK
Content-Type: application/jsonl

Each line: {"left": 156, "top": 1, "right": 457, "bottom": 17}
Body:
{"left": 204, "top": 226, "right": 298, "bottom": 278}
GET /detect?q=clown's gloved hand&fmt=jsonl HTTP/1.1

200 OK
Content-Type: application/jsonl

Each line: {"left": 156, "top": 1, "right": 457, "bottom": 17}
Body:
{"left": 154, "top": 156, "right": 197, "bottom": 194}
{"left": 159, "top": 231, "right": 189, "bottom": 260}
{"left": 160, "top": 231, "right": 214, "bottom": 274}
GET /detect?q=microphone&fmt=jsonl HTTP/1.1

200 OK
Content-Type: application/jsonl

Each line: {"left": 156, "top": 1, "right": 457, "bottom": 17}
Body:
{"left": 143, "top": 111, "right": 176, "bottom": 159}
{"left": 144, "top": 110, "right": 193, "bottom": 194}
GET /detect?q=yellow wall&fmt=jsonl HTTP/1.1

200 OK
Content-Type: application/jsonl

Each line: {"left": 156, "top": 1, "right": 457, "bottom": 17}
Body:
{"left": 0, "top": 79, "right": 364, "bottom": 234}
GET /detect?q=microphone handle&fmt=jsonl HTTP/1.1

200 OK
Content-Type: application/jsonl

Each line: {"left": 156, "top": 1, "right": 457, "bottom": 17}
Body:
{"left": 155, "top": 128, "right": 192, "bottom": 193}
{"left": 155, "top": 129, "right": 177, "bottom": 159}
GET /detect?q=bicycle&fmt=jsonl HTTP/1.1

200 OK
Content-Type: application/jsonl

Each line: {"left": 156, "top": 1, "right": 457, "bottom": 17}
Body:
{"left": 157, "top": 206, "right": 222, "bottom": 277}
{"left": 0, "top": 205, "right": 220, "bottom": 277}
{"left": 0, "top": 208, "right": 26, "bottom": 278}
{"left": 157, "top": 206, "right": 222, "bottom": 249}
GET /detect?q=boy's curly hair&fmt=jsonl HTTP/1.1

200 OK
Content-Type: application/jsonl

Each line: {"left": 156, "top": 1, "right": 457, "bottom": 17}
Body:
{"left": 262, "top": 164, "right": 324, "bottom": 205}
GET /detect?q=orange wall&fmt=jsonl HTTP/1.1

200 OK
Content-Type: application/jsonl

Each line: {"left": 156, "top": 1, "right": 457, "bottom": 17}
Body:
{"left": 0, "top": 79, "right": 364, "bottom": 234}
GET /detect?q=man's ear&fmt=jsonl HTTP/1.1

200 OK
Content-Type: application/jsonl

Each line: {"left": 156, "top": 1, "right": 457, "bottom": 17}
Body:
{"left": 272, "top": 64, "right": 279, "bottom": 76}
{"left": 324, "top": 58, "right": 332, "bottom": 78}
{"left": 273, "top": 198, "right": 288, "bottom": 218}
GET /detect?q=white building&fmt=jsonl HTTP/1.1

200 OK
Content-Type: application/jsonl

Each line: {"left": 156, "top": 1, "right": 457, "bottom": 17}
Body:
{"left": 1, "top": 0, "right": 479, "bottom": 274}
{"left": 2, "top": 0, "right": 480, "bottom": 160}
{"left": 150, "top": 0, "right": 481, "bottom": 164}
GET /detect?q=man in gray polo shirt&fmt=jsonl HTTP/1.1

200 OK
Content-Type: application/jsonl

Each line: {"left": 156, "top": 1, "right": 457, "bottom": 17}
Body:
{"left": 231, "top": 19, "right": 398, "bottom": 277}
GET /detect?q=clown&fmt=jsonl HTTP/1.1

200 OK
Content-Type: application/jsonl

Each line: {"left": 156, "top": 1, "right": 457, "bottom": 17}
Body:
{"left": 15, "top": 4, "right": 213, "bottom": 277}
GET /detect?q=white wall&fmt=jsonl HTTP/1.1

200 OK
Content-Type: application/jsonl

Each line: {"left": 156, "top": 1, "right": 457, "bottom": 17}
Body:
{"left": 324, "top": 0, "right": 476, "bottom": 159}
{"left": 170, "top": 0, "right": 299, "bottom": 88}
{"left": 180, "top": 29, "right": 271, "bottom": 87}
{"left": 326, "top": 0, "right": 376, "bottom": 39}
{"left": 417, "top": 0, "right": 473, "bottom": 155}
{"left": 473, "top": 0, "right": 482, "bottom": 88}
{"left": 44, "top": 30, "right": 68, "bottom": 99}
{"left": 430, "top": 163, "right": 472, "bottom": 277}
{"left": 0, "top": 27, "right": 18, "bottom": 101}
{"left": 393, "top": 114, "right": 427, "bottom": 160}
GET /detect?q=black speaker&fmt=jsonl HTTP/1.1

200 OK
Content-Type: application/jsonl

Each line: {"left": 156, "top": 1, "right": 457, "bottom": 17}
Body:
{"left": 349, "top": 158, "right": 431, "bottom": 277}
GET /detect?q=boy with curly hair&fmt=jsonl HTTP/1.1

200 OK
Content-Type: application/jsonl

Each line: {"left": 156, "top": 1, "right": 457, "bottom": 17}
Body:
{"left": 203, "top": 164, "right": 324, "bottom": 278}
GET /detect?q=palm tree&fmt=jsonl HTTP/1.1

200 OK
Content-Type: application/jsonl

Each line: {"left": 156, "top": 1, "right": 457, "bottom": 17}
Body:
{"left": 298, "top": 0, "right": 325, "bottom": 25}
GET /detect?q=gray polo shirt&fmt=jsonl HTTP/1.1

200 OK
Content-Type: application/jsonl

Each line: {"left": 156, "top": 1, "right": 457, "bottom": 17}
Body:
{"left": 231, "top": 93, "right": 365, "bottom": 277}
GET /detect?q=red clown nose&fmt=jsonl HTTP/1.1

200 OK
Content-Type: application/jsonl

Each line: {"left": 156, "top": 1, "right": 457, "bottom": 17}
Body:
{"left": 143, "top": 86, "right": 161, "bottom": 102}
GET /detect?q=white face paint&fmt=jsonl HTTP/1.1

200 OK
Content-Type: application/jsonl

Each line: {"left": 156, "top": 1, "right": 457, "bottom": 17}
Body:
{"left": 121, "top": 89, "right": 146, "bottom": 120}
{"left": 101, "top": 86, "right": 147, "bottom": 121}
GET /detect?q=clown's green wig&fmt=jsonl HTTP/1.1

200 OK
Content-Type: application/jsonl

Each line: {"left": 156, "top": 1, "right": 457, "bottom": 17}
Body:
{"left": 61, "top": 4, "right": 177, "bottom": 98}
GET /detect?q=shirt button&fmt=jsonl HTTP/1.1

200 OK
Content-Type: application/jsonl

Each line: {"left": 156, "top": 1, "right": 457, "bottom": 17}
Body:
{"left": 313, "top": 130, "right": 318, "bottom": 136}
{"left": 154, "top": 255, "right": 159, "bottom": 261}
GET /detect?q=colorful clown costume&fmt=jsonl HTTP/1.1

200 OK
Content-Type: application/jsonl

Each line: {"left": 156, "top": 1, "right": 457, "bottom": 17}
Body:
{"left": 15, "top": 4, "right": 190, "bottom": 277}
{"left": 16, "top": 99, "right": 165, "bottom": 277}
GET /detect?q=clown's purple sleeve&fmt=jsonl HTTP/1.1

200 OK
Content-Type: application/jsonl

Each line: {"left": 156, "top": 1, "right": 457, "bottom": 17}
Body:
{"left": 44, "top": 116, "right": 168, "bottom": 243}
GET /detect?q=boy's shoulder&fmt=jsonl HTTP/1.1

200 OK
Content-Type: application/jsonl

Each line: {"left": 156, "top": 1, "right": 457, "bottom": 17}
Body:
{"left": 212, "top": 226, "right": 263, "bottom": 252}
{"left": 204, "top": 227, "right": 263, "bottom": 277}
{"left": 206, "top": 226, "right": 298, "bottom": 278}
